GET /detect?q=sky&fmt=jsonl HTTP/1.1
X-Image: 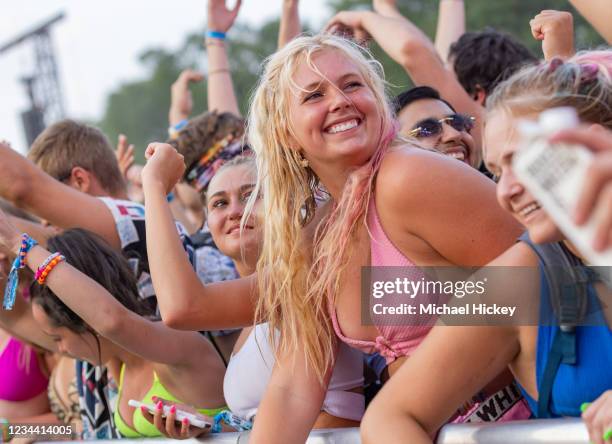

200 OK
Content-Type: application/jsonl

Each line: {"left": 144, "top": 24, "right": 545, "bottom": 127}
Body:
{"left": 0, "top": 1, "right": 330, "bottom": 153}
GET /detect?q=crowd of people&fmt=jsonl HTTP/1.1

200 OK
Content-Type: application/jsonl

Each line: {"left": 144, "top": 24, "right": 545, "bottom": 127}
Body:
{"left": 0, "top": 0, "right": 611, "bottom": 443}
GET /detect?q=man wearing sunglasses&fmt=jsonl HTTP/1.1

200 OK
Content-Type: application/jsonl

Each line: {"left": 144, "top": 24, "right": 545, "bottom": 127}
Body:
{"left": 394, "top": 86, "right": 479, "bottom": 169}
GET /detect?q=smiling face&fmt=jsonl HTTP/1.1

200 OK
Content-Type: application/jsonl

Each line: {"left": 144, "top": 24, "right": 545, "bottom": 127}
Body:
{"left": 32, "top": 302, "right": 108, "bottom": 365}
{"left": 484, "top": 109, "right": 562, "bottom": 243}
{"left": 206, "top": 163, "right": 262, "bottom": 268}
{"left": 398, "top": 98, "right": 477, "bottom": 167}
{"left": 287, "top": 49, "right": 383, "bottom": 173}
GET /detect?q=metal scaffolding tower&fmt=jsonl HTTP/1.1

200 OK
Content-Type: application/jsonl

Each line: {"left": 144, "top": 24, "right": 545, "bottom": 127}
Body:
{"left": 0, "top": 12, "right": 66, "bottom": 147}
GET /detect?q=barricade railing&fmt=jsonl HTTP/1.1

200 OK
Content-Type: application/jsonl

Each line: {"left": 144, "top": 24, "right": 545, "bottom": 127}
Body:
{"left": 54, "top": 418, "right": 589, "bottom": 443}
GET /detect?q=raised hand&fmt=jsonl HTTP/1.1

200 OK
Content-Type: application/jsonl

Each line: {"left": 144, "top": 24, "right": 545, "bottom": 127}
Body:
{"left": 142, "top": 143, "right": 186, "bottom": 195}
{"left": 115, "top": 134, "right": 135, "bottom": 179}
{"left": 530, "top": 10, "right": 574, "bottom": 60}
{"left": 169, "top": 69, "right": 204, "bottom": 126}
{"left": 325, "top": 11, "right": 372, "bottom": 46}
{"left": 207, "top": 0, "right": 242, "bottom": 34}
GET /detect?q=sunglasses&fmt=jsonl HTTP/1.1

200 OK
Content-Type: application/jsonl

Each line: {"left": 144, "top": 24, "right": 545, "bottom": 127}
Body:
{"left": 407, "top": 114, "right": 475, "bottom": 138}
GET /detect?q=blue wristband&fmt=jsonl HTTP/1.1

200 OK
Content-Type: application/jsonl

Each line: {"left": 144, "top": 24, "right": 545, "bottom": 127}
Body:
{"left": 206, "top": 30, "right": 226, "bottom": 40}
{"left": 173, "top": 119, "right": 188, "bottom": 131}
{"left": 168, "top": 119, "right": 188, "bottom": 138}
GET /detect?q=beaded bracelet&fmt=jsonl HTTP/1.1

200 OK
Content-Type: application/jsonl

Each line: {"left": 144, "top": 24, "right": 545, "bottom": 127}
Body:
{"left": 3, "top": 234, "right": 38, "bottom": 310}
{"left": 35, "top": 253, "right": 66, "bottom": 285}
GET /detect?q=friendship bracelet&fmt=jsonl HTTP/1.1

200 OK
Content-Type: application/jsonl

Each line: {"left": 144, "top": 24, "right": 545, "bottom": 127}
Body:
{"left": 205, "top": 30, "right": 226, "bottom": 40}
{"left": 18, "top": 234, "right": 38, "bottom": 269}
{"left": 3, "top": 234, "right": 38, "bottom": 310}
{"left": 35, "top": 253, "right": 65, "bottom": 285}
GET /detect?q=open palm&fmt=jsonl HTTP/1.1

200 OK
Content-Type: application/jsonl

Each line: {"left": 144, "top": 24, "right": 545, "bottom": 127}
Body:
{"left": 207, "top": 0, "right": 242, "bottom": 33}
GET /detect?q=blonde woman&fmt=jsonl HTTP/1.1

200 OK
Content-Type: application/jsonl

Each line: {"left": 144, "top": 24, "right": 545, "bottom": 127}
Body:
{"left": 361, "top": 51, "right": 612, "bottom": 444}
{"left": 141, "top": 34, "right": 521, "bottom": 443}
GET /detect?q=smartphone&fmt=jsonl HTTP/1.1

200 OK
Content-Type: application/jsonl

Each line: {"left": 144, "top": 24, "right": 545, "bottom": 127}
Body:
{"left": 128, "top": 399, "right": 211, "bottom": 429}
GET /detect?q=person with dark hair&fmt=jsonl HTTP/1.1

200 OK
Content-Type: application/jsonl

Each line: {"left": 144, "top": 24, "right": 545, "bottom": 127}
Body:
{"left": 448, "top": 28, "right": 538, "bottom": 104}
{"left": 0, "top": 219, "right": 227, "bottom": 439}
{"left": 394, "top": 86, "right": 477, "bottom": 168}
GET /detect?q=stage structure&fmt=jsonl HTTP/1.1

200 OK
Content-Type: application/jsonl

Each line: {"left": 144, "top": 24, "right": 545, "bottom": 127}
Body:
{"left": 0, "top": 12, "right": 66, "bottom": 147}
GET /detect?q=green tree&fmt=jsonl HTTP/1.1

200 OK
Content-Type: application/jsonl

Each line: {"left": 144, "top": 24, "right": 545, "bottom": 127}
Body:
{"left": 98, "top": 21, "right": 279, "bottom": 162}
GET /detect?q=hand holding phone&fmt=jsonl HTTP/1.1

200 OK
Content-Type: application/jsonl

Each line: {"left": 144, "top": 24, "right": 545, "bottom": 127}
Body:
{"left": 129, "top": 399, "right": 211, "bottom": 439}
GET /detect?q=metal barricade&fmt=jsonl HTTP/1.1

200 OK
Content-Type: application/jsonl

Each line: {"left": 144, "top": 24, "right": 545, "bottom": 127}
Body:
{"left": 189, "top": 419, "right": 589, "bottom": 443}
{"left": 54, "top": 418, "right": 589, "bottom": 443}
{"left": 436, "top": 418, "right": 589, "bottom": 444}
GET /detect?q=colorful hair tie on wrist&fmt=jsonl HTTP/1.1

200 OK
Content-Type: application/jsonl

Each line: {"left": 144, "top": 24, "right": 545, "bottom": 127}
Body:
{"left": 35, "top": 252, "right": 65, "bottom": 285}
{"left": 205, "top": 30, "right": 226, "bottom": 40}
{"left": 3, "top": 234, "right": 38, "bottom": 310}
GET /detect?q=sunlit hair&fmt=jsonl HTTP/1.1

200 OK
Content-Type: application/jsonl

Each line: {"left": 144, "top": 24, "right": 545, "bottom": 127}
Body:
{"left": 246, "top": 33, "right": 399, "bottom": 380}
{"left": 486, "top": 49, "right": 612, "bottom": 129}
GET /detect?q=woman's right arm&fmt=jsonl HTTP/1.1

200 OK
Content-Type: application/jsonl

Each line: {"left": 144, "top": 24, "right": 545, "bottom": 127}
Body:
{"left": 142, "top": 143, "right": 255, "bottom": 330}
{"left": 434, "top": 0, "right": 465, "bottom": 64}
{"left": 278, "top": 0, "right": 301, "bottom": 49}
{"left": 362, "top": 324, "right": 520, "bottom": 444}
{"left": 205, "top": 0, "right": 242, "bottom": 116}
{"left": 361, "top": 243, "right": 538, "bottom": 443}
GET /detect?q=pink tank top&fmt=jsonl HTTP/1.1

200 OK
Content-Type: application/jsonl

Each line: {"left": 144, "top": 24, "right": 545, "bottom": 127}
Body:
{"left": 0, "top": 337, "right": 49, "bottom": 401}
{"left": 330, "top": 198, "right": 435, "bottom": 364}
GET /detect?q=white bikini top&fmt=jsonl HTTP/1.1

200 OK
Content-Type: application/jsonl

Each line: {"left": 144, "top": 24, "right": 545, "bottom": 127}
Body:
{"left": 223, "top": 323, "right": 365, "bottom": 421}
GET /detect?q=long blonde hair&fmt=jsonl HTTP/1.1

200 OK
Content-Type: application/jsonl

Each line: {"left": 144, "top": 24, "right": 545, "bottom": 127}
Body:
{"left": 246, "top": 34, "right": 398, "bottom": 380}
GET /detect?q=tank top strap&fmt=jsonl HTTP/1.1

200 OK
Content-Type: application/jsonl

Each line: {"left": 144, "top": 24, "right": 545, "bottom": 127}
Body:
{"left": 367, "top": 197, "right": 412, "bottom": 267}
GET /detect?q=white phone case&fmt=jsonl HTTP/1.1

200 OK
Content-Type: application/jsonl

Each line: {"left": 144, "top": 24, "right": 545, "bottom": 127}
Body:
{"left": 127, "top": 399, "right": 211, "bottom": 429}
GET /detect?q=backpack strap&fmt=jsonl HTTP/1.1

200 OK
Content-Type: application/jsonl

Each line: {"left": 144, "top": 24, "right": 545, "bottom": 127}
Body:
{"left": 518, "top": 233, "right": 591, "bottom": 417}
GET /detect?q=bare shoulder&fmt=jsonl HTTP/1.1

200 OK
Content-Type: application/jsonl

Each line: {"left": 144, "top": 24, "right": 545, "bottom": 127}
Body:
{"left": 376, "top": 143, "right": 494, "bottom": 210}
